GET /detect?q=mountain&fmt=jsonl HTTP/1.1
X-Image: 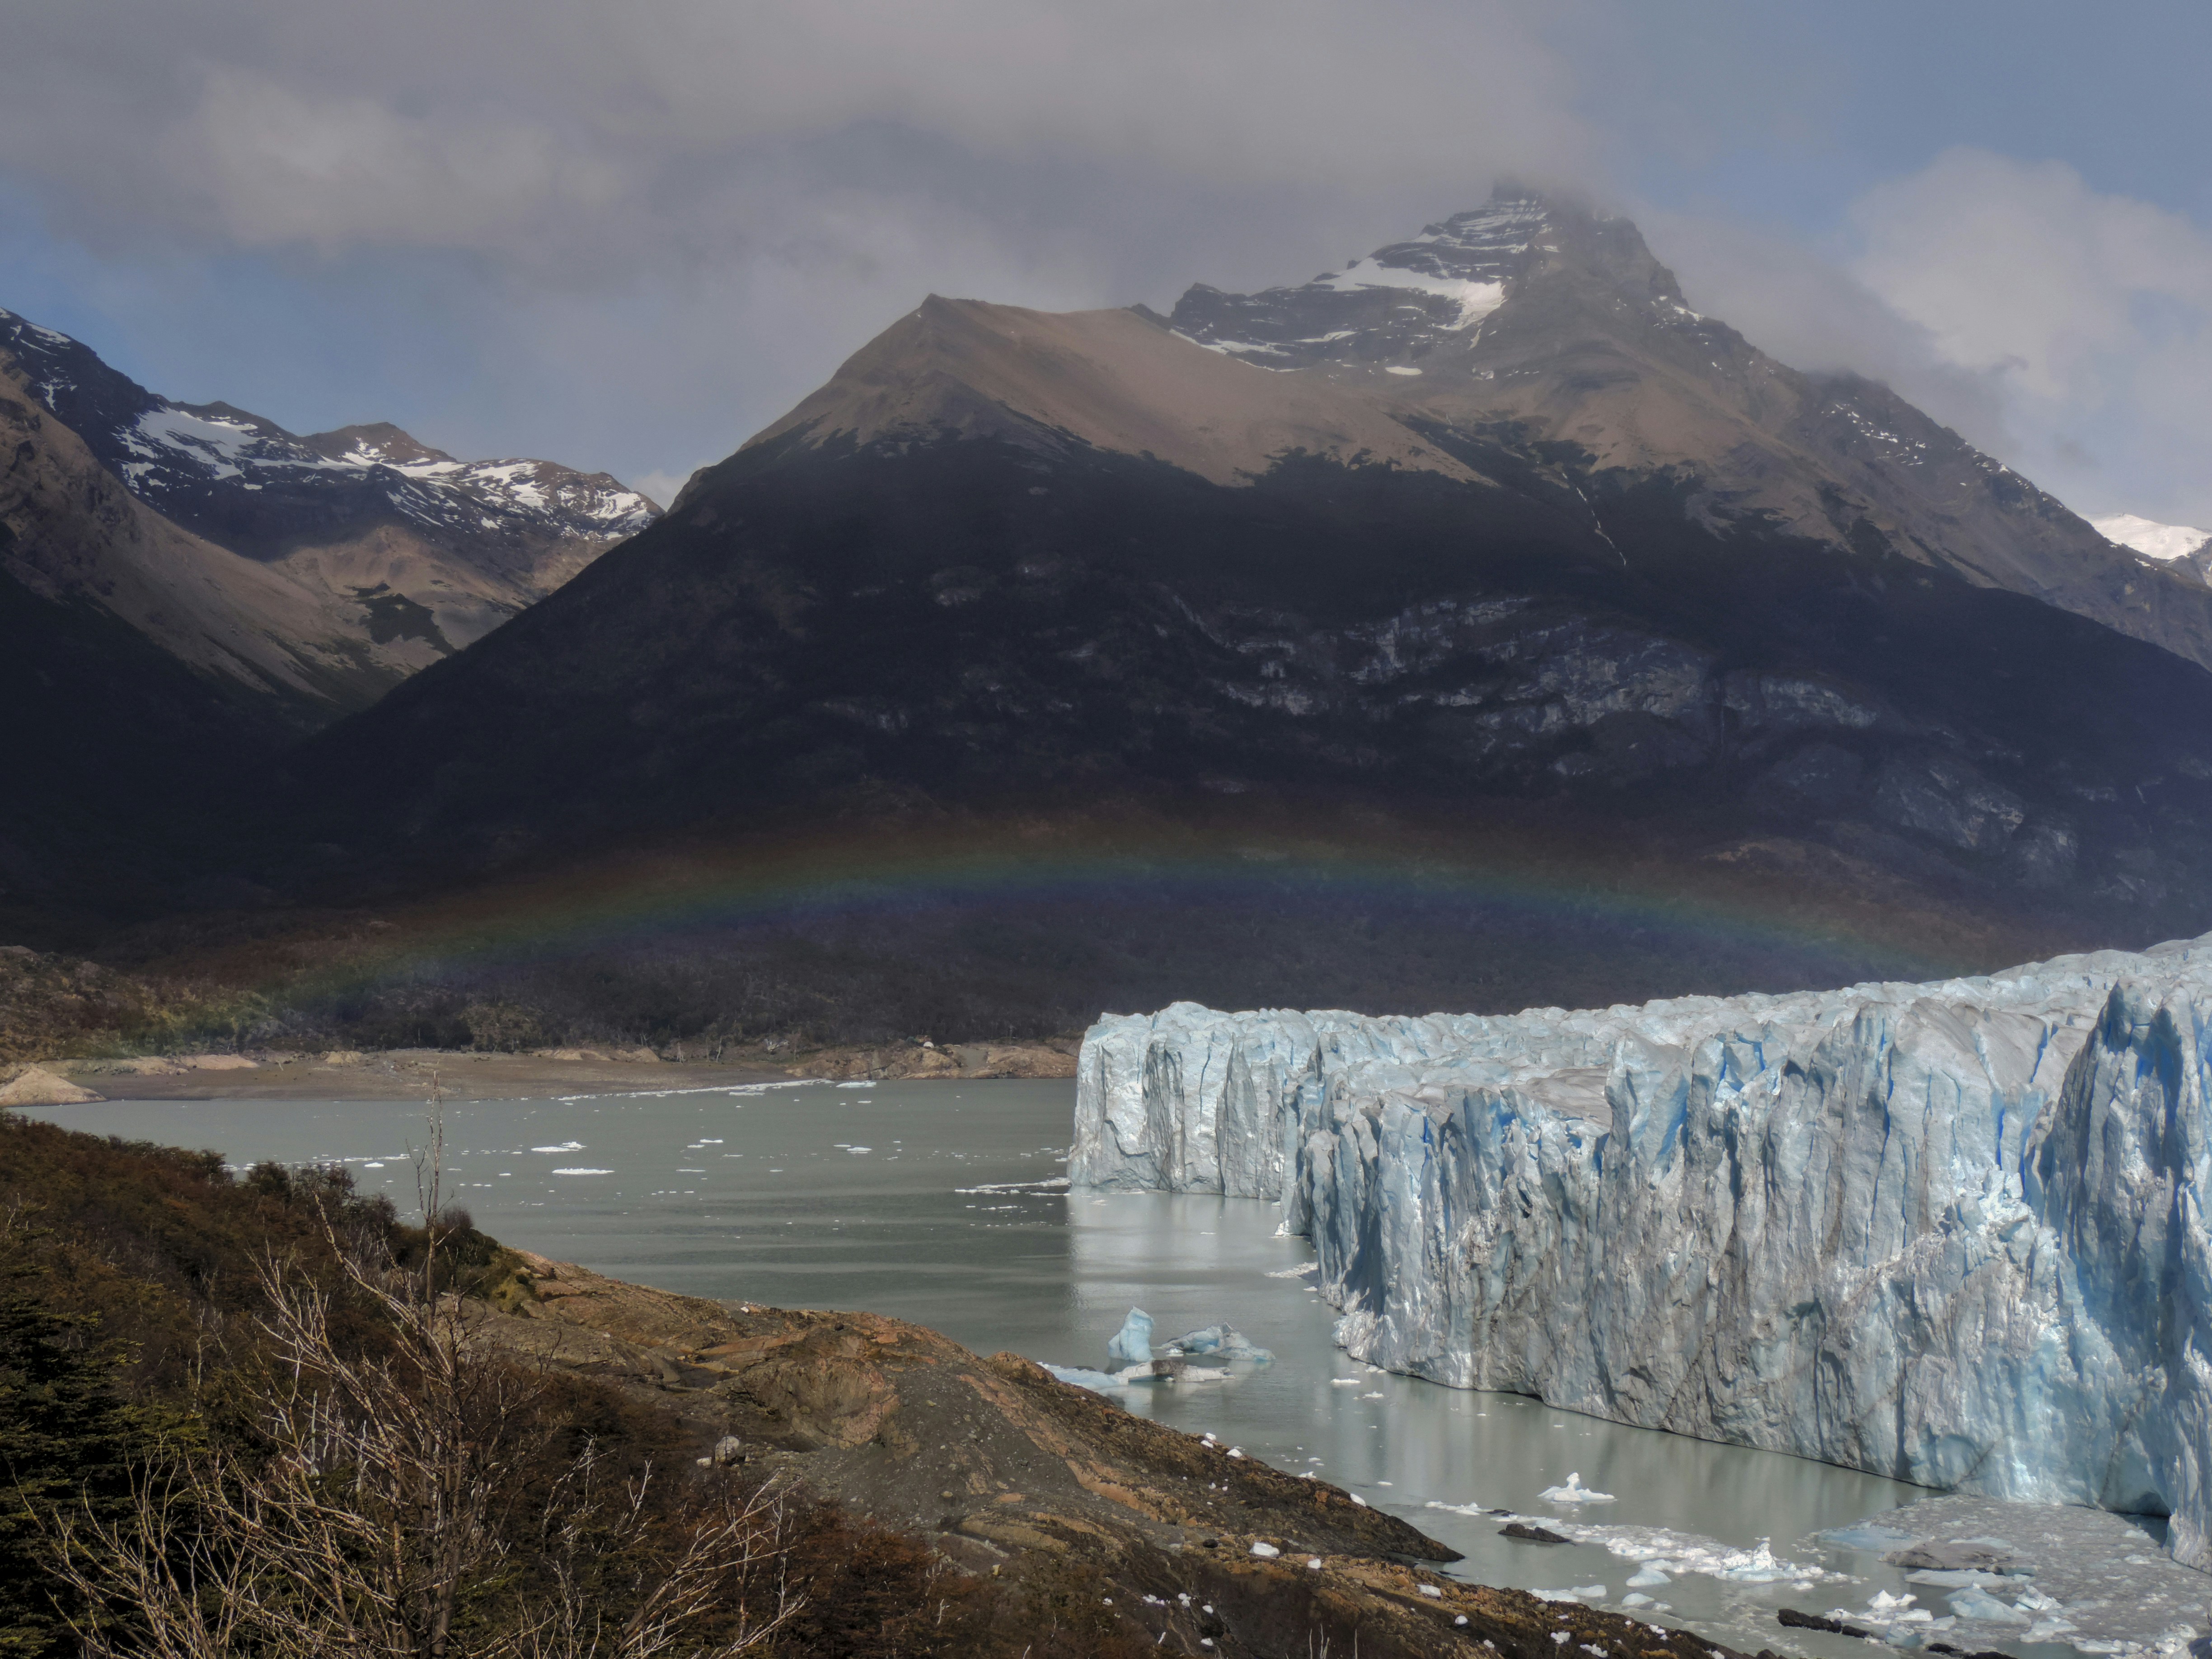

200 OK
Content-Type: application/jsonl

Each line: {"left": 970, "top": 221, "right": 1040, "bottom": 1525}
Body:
{"left": 0, "top": 307, "right": 657, "bottom": 931}
{"left": 1169, "top": 195, "right": 2212, "bottom": 673}
{"left": 0, "top": 307, "right": 658, "bottom": 672}
{"left": 240, "top": 187, "right": 2212, "bottom": 1046}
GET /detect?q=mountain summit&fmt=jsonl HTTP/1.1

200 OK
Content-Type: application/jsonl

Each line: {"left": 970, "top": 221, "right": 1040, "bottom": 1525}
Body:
{"left": 1171, "top": 187, "right": 2212, "bottom": 673}
{"left": 1168, "top": 189, "right": 1666, "bottom": 367}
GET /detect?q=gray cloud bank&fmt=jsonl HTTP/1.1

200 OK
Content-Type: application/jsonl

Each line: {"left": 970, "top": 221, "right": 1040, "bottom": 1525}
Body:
{"left": 7, "top": 1, "right": 2212, "bottom": 524}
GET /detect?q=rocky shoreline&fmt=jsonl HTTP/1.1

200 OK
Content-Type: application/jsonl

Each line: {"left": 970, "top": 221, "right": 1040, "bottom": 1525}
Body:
{"left": 478, "top": 1249, "right": 1767, "bottom": 1659}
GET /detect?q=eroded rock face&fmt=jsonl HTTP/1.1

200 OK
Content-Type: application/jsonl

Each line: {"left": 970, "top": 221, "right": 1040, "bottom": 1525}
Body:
{"left": 1071, "top": 935, "right": 2212, "bottom": 1569}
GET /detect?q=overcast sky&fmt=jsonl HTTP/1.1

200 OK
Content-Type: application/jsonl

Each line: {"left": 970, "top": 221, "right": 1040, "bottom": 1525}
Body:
{"left": 4, "top": 0, "right": 2207, "bottom": 522}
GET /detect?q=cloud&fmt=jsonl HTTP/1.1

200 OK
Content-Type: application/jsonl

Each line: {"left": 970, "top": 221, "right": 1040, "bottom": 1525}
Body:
{"left": 1851, "top": 150, "right": 2212, "bottom": 399}
{"left": 10, "top": 5, "right": 2212, "bottom": 531}
{"left": 2, "top": 0, "right": 1589, "bottom": 273}
{"left": 1844, "top": 149, "right": 2212, "bottom": 521}
{"left": 0, "top": 0, "right": 1594, "bottom": 484}
{"left": 1637, "top": 206, "right": 2011, "bottom": 455}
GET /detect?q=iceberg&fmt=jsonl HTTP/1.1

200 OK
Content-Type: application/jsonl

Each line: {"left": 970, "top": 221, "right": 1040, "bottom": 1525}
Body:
{"left": 1070, "top": 934, "right": 2212, "bottom": 1569}
{"left": 1161, "top": 1323, "right": 1273, "bottom": 1363}
{"left": 1105, "top": 1307, "right": 1153, "bottom": 1366}
{"left": 1537, "top": 1472, "right": 1615, "bottom": 1505}
{"left": 1041, "top": 1363, "right": 1128, "bottom": 1393}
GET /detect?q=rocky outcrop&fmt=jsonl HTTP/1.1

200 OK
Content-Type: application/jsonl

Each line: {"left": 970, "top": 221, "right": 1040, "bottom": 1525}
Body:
{"left": 1072, "top": 934, "right": 2212, "bottom": 1569}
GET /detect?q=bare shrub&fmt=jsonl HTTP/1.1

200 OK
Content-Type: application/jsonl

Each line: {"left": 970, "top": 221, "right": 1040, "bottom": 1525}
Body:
{"left": 47, "top": 1120, "right": 798, "bottom": 1658}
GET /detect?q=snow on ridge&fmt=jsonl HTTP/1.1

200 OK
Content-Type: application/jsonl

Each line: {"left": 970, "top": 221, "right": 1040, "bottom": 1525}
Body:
{"left": 1312, "top": 260, "right": 1505, "bottom": 330}
{"left": 111, "top": 398, "right": 655, "bottom": 542}
{"left": 2093, "top": 512, "right": 2211, "bottom": 563}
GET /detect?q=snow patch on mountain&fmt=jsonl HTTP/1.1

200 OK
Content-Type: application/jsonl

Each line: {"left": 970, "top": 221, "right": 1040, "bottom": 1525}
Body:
{"left": 0, "top": 306, "right": 657, "bottom": 551}
{"left": 1310, "top": 260, "right": 1505, "bottom": 330}
{"left": 1169, "top": 193, "right": 1559, "bottom": 368}
{"left": 2095, "top": 513, "right": 2212, "bottom": 564}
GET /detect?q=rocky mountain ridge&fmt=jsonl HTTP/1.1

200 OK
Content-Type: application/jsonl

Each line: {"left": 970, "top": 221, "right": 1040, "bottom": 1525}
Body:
{"left": 0, "top": 307, "right": 658, "bottom": 658}
{"left": 1171, "top": 190, "right": 2212, "bottom": 678}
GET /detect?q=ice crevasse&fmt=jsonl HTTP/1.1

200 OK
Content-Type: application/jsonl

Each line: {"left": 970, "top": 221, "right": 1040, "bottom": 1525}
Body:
{"left": 1069, "top": 935, "right": 2212, "bottom": 1568}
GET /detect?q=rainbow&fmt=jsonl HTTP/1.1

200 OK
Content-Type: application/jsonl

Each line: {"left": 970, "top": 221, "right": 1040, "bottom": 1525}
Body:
{"left": 185, "top": 804, "right": 2071, "bottom": 1027}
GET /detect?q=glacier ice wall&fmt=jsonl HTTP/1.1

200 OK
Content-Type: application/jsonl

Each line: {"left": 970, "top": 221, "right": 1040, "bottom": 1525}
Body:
{"left": 1070, "top": 939, "right": 2212, "bottom": 1569}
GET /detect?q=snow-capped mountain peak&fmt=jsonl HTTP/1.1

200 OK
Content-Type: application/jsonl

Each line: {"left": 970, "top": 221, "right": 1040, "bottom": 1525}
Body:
{"left": 1166, "top": 187, "right": 1698, "bottom": 374}
{"left": 1169, "top": 192, "right": 1561, "bottom": 368}
{"left": 0, "top": 308, "right": 658, "bottom": 564}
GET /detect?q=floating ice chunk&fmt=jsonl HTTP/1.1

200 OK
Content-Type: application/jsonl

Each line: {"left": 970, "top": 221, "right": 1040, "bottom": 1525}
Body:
{"left": 1626, "top": 1566, "right": 1670, "bottom": 1588}
{"left": 531, "top": 1141, "right": 586, "bottom": 1152}
{"left": 1331, "top": 1378, "right": 1363, "bottom": 1388}
{"left": 1946, "top": 1587, "right": 2029, "bottom": 1624}
{"left": 1539, "top": 1473, "right": 1615, "bottom": 1505}
{"left": 1267, "top": 1262, "right": 1320, "bottom": 1279}
{"left": 1621, "top": 1593, "right": 1652, "bottom": 1608}
{"left": 550, "top": 1168, "right": 614, "bottom": 1175}
{"left": 1041, "top": 1364, "right": 1127, "bottom": 1392}
{"left": 1907, "top": 1569, "right": 2012, "bottom": 1588}
{"left": 1866, "top": 1590, "right": 1930, "bottom": 1624}
{"left": 1105, "top": 1307, "right": 1153, "bottom": 1365}
{"left": 1533, "top": 1587, "right": 1605, "bottom": 1602}
{"left": 1821, "top": 1523, "right": 1920, "bottom": 1552}
{"left": 1162, "top": 1323, "right": 1272, "bottom": 1363}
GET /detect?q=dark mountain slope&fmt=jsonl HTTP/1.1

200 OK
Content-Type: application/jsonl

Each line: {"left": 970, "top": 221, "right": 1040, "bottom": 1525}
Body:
{"left": 295, "top": 425, "right": 2212, "bottom": 895}
{"left": 0, "top": 562, "right": 282, "bottom": 937}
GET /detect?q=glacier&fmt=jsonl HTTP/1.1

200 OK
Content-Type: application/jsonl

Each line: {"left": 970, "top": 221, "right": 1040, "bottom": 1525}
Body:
{"left": 1069, "top": 936, "right": 2212, "bottom": 1569}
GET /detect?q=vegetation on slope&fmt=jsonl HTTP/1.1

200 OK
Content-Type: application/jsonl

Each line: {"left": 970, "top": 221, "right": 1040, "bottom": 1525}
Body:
{"left": 0, "top": 1109, "right": 1151, "bottom": 1657}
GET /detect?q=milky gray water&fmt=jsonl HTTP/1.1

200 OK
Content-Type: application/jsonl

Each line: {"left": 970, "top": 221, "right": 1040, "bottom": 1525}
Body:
{"left": 26, "top": 1079, "right": 2203, "bottom": 1659}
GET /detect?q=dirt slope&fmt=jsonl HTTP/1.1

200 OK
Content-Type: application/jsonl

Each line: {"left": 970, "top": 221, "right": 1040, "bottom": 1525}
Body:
{"left": 743, "top": 295, "right": 1488, "bottom": 488}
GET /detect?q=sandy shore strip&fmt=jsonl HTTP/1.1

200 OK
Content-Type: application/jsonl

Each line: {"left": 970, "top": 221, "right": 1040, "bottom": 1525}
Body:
{"left": 17, "top": 1037, "right": 1079, "bottom": 1102}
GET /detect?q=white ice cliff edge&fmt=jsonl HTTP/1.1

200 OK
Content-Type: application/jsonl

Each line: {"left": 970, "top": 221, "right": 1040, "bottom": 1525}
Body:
{"left": 1070, "top": 938, "right": 2212, "bottom": 1568}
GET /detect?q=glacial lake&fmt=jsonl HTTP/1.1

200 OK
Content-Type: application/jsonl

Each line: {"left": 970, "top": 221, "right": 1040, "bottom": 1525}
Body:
{"left": 27, "top": 1078, "right": 2203, "bottom": 1659}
